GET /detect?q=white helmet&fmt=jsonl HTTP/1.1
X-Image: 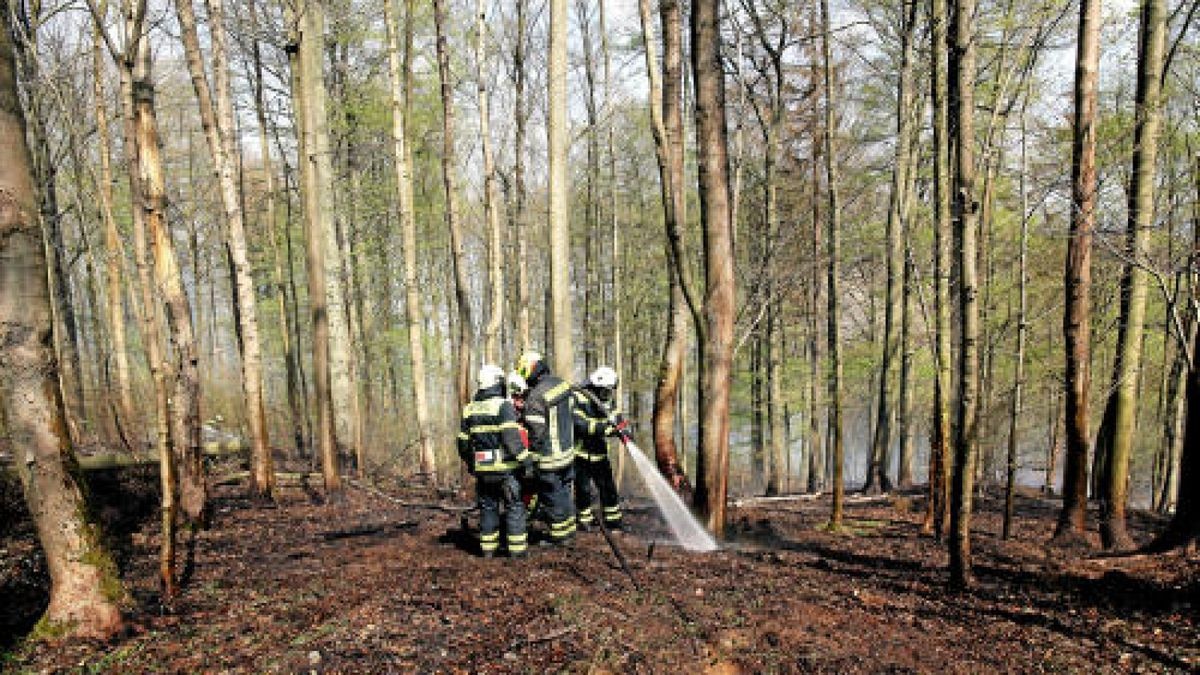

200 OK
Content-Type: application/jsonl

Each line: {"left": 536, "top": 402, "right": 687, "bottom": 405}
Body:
{"left": 589, "top": 366, "right": 618, "bottom": 389}
{"left": 477, "top": 364, "right": 505, "bottom": 389}
{"left": 506, "top": 370, "right": 528, "bottom": 395}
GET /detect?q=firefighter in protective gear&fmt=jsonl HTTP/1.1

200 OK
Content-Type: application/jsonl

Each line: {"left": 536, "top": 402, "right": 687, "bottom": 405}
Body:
{"left": 457, "top": 364, "right": 534, "bottom": 557}
{"left": 516, "top": 351, "right": 577, "bottom": 546}
{"left": 507, "top": 370, "right": 539, "bottom": 513}
{"left": 573, "top": 366, "right": 629, "bottom": 530}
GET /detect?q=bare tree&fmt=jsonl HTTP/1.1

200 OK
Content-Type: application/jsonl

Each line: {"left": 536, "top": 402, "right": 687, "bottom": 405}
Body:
{"left": 948, "top": 0, "right": 981, "bottom": 587}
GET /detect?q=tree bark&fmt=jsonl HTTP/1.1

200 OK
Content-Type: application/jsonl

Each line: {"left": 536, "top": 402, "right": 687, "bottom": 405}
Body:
{"left": 1, "top": 11, "right": 125, "bottom": 637}
{"left": 1094, "top": 0, "right": 1166, "bottom": 551}
{"left": 1055, "top": 0, "right": 1101, "bottom": 544}
{"left": 949, "top": 0, "right": 980, "bottom": 588}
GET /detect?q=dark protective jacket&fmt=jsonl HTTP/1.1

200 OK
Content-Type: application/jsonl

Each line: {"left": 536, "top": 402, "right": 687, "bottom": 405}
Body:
{"left": 523, "top": 372, "right": 576, "bottom": 471}
{"left": 457, "top": 384, "right": 529, "bottom": 474}
{"left": 572, "top": 387, "right": 625, "bottom": 462}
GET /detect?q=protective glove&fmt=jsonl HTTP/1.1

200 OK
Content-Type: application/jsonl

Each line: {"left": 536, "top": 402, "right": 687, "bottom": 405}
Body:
{"left": 613, "top": 419, "right": 631, "bottom": 442}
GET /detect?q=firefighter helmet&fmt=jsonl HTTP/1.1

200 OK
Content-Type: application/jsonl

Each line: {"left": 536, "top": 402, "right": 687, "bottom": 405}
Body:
{"left": 477, "top": 364, "right": 505, "bottom": 390}
{"left": 515, "top": 351, "right": 543, "bottom": 380}
{"left": 507, "top": 371, "right": 528, "bottom": 396}
{"left": 589, "top": 366, "right": 618, "bottom": 390}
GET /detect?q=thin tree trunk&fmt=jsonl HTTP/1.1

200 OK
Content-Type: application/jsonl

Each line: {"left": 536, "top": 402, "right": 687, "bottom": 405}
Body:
{"left": 819, "top": 0, "right": 846, "bottom": 528}
{"left": 1, "top": 12, "right": 125, "bottom": 636}
{"left": 948, "top": 0, "right": 981, "bottom": 588}
{"left": 1003, "top": 108, "right": 1031, "bottom": 541}
{"left": 477, "top": 0, "right": 504, "bottom": 364}
{"left": 384, "top": 0, "right": 435, "bottom": 481}
{"left": 432, "top": 0, "right": 474, "bottom": 406}
{"left": 173, "top": 0, "right": 273, "bottom": 498}
{"left": 1094, "top": 0, "right": 1166, "bottom": 551}
{"left": 600, "top": 0, "right": 622, "bottom": 396}
{"left": 926, "top": 0, "right": 953, "bottom": 540}
{"left": 1055, "top": 0, "right": 1101, "bottom": 544}
{"left": 514, "top": 0, "right": 531, "bottom": 350}
{"left": 638, "top": 0, "right": 691, "bottom": 492}
{"left": 92, "top": 26, "right": 136, "bottom": 436}
{"left": 249, "top": 0, "right": 305, "bottom": 458}
{"left": 865, "top": 0, "right": 918, "bottom": 494}
{"left": 291, "top": 0, "right": 340, "bottom": 491}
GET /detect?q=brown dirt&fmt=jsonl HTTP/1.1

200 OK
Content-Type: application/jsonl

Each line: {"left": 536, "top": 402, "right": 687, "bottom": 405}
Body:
{"left": 2, "top": 467, "right": 1197, "bottom": 673}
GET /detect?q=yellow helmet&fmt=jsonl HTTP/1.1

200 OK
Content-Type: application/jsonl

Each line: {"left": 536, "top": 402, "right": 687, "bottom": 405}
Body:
{"left": 515, "top": 351, "right": 542, "bottom": 380}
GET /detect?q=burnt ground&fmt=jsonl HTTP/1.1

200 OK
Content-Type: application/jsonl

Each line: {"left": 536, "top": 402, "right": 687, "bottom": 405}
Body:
{"left": 2, "top": 464, "right": 1197, "bottom": 674}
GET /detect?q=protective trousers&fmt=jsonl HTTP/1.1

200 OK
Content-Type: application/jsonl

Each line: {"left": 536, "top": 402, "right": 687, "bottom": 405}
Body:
{"left": 477, "top": 474, "right": 528, "bottom": 556}
{"left": 537, "top": 464, "right": 576, "bottom": 544}
{"left": 575, "top": 456, "right": 623, "bottom": 528}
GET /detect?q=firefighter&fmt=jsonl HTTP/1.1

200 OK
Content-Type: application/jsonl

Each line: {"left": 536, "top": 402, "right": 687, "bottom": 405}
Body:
{"left": 457, "top": 364, "right": 534, "bottom": 558}
{"left": 573, "top": 366, "right": 629, "bottom": 531}
{"left": 507, "top": 370, "right": 539, "bottom": 515}
{"left": 515, "top": 351, "right": 577, "bottom": 547}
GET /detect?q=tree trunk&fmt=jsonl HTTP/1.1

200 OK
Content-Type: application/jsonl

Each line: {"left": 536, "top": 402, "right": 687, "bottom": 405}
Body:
{"left": 548, "top": 0, "right": 573, "bottom": 377}
{"left": 927, "top": 0, "right": 953, "bottom": 541}
{"left": 638, "top": 0, "right": 691, "bottom": 492}
{"left": 1094, "top": 0, "right": 1166, "bottom": 551}
{"left": 948, "top": 0, "right": 980, "bottom": 588}
{"left": 477, "top": 0, "right": 504, "bottom": 365}
{"left": 92, "top": 27, "right": 136, "bottom": 437}
{"left": 173, "top": 0, "right": 273, "bottom": 499}
{"left": 819, "top": 0, "right": 846, "bottom": 528}
{"left": 1, "top": 14, "right": 125, "bottom": 637}
{"left": 1055, "top": 0, "right": 1101, "bottom": 544}
{"left": 291, "top": 0, "right": 341, "bottom": 491}
{"left": 384, "top": 0, "right": 436, "bottom": 481}
{"left": 514, "top": 0, "right": 531, "bottom": 350}
{"left": 600, "top": 0, "right": 622, "bottom": 381}
{"left": 691, "top": 0, "right": 735, "bottom": 536}
{"left": 132, "top": 35, "right": 206, "bottom": 525}
{"left": 1003, "top": 108, "right": 1031, "bottom": 541}
{"left": 250, "top": 0, "right": 306, "bottom": 459}
{"left": 13, "top": 20, "right": 87, "bottom": 441}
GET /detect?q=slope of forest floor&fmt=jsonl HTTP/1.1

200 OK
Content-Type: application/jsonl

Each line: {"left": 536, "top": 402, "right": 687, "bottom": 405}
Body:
{"left": 2, "top": 462, "right": 1198, "bottom": 673}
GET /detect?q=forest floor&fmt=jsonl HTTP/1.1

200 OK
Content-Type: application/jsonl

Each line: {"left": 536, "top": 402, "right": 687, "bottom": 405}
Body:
{"left": 2, "top": 460, "right": 1198, "bottom": 674}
